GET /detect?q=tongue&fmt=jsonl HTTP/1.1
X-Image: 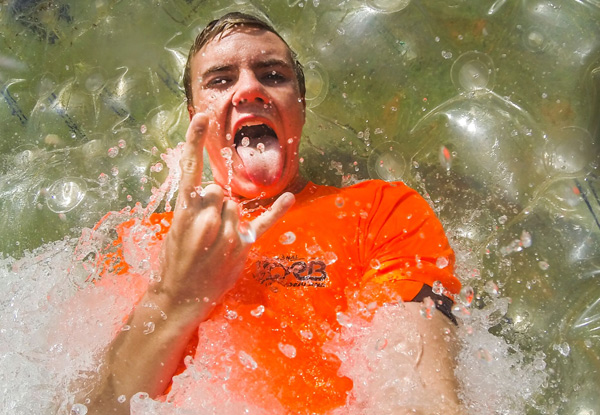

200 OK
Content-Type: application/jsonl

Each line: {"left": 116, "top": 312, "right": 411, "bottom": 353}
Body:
{"left": 236, "top": 135, "right": 283, "bottom": 186}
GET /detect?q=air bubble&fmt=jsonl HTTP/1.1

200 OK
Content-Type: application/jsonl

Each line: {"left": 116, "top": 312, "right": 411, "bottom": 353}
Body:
{"left": 538, "top": 261, "right": 550, "bottom": 271}
{"left": 257, "top": 143, "right": 265, "bottom": 153}
{"left": 450, "top": 51, "right": 495, "bottom": 92}
{"left": 241, "top": 137, "right": 250, "bottom": 147}
{"left": 366, "top": 0, "right": 411, "bottom": 13}
{"left": 367, "top": 141, "right": 406, "bottom": 181}
{"left": 107, "top": 147, "right": 119, "bottom": 158}
{"left": 46, "top": 177, "right": 87, "bottom": 213}
{"left": 304, "top": 60, "right": 329, "bottom": 108}
{"left": 335, "top": 196, "right": 345, "bottom": 208}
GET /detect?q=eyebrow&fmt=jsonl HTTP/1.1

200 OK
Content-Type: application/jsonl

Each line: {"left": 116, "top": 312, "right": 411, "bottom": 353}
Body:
{"left": 201, "top": 58, "right": 292, "bottom": 78}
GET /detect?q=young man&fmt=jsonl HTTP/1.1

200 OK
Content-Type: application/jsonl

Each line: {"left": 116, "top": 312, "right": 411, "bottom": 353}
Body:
{"left": 83, "top": 12, "right": 462, "bottom": 414}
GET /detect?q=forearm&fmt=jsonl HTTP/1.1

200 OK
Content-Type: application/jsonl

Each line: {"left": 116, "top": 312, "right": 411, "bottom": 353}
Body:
{"left": 82, "top": 290, "right": 210, "bottom": 414}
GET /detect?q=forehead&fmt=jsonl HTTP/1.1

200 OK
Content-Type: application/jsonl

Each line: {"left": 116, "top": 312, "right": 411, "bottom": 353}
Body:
{"left": 193, "top": 27, "right": 293, "bottom": 73}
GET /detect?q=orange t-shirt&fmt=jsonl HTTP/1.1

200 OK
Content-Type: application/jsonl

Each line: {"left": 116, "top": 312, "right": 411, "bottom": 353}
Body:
{"left": 100, "top": 180, "right": 460, "bottom": 414}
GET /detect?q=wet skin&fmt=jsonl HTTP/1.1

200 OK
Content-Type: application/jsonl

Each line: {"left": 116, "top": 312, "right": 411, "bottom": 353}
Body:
{"left": 187, "top": 27, "right": 307, "bottom": 201}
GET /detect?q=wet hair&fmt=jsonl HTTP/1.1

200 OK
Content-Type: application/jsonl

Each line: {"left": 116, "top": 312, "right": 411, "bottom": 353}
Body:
{"left": 183, "top": 12, "right": 306, "bottom": 109}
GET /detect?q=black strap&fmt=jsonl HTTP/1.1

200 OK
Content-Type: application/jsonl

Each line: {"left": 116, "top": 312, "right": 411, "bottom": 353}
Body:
{"left": 411, "top": 284, "right": 457, "bottom": 325}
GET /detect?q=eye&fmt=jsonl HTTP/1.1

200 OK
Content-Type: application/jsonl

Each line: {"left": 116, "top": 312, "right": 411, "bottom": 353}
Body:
{"left": 205, "top": 77, "right": 231, "bottom": 88}
{"left": 263, "top": 70, "right": 287, "bottom": 85}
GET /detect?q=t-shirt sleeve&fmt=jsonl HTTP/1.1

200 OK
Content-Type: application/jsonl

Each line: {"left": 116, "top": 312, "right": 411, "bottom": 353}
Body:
{"left": 357, "top": 181, "right": 461, "bottom": 304}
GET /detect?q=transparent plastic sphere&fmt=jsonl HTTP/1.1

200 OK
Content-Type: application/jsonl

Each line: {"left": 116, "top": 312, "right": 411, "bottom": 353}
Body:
{"left": 544, "top": 126, "right": 596, "bottom": 176}
{"left": 366, "top": 0, "right": 411, "bottom": 13}
{"left": 45, "top": 177, "right": 87, "bottom": 213}
{"left": 367, "top": 141, "right": 407, "bottom": 182}
{"left": 450, "top": 51, "right": 496, "bottom": 93}
{"left": 304, "top": 61, "right": 329, "bottom": 108}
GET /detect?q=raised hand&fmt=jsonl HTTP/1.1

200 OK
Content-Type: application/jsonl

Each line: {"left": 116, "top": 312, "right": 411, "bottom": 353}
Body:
{"left": 154, "top": 112, "right": 295, "bottom": 324}
{"left": 82, "top": 114, "right": 294, "bottom": 414}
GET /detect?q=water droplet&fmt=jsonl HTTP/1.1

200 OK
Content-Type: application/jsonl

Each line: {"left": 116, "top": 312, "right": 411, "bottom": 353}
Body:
{"left": 375, "top": 338, "right": 388, "bottom": 351}
{"left": 140, "top": 124, "right": 147, "bottom": 134}
{"left": 70, "top": 404, "right": 88, "bottom": 415}
{"left": 436, "top": 256, "right": 449, "bottom": 269}
{"left": 336, "top": 311, "right": 353, "bottom": 328}
{"left": 111, "top": 166, "right": 119, "bottom": 176}
{"left": 484, "top": 280, "right": 499, "bottom": 296}
{"left": 238, "top": 221, "right": 256, "bottom": 243}
{"left": 117, "top": 139, "right": 127, "bottom": 148}
{"left": 221, "top": 147, "right": 233, "bottom": 159}
{"left": 323, "top": 251, "right": 338, "bottom": 265}
{"left": 225, "top": 309, "right": 238, "bottom": 320}
{"left": 420, "top": 297, "right": 435, "bottom": 319}
{"left": 250, "top": 305, "right": 265, "bottom": 317}
{"left": 143, "top": 321, "right": 155, "bottom": 335}
{"left": 239, "top": 351, "right": 258, "bottom": 370}
{"left": 520, "top": 230, "right": 532, "bottom": 248}
{"left": 442, "top": 50, "right": 453, "bottom": 59}
{"left": 459, "top": 286, "right": 475, "bottom": 306}
{"left": 553, "top": 342, "right": 570, "bottom": 357}
{"left": 369, "top": 258, "right": 381, "bottom": 270}
{"left": 117, "top": 395, "right": 126, "bottom": 403}
{"left": 538, "top": 261, "right": 550, "bottom": 271}
{"left": 335, "top": 196, "right": 345, "bottom": 208}
{"left": 432, "top": 280, "right": 445, "bottom": 295}
{"left": 439, "top": 145, "right": 452, "bottom": 170}
{"left": 279, "top": 231, "right": 296, "bottom": 245}
{"left": 257, "top": 142, "right": 265, "bottom": 153}
{"left": 300, "top": 329, "right": 313, "bottom": 340}
{"left": 278, "top": 343, "right": 297, "bottom": 358}
{"left": 306, "top": 243, "right": 320, "bottom": 255}
{"left": 498, "top": 215, "right": 508, "bottom": 225}
{"left": 241, "top": 137, "right": 250, "bottom": 147}
{"left": 476, "top": 348, "right": 493, "bottom": 362}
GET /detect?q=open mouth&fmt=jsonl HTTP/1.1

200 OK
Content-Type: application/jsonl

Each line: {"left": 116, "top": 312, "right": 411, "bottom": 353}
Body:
{"left": 234, "top": 124, "right": 278, "bottom": 149}
{"left": 233, "top": 123, "right": 284, "bottom": 186}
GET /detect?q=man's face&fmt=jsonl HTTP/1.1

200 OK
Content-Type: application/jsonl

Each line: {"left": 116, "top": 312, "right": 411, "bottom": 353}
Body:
{"left": 188, "top": 27, "right": 305, "bottom": 200}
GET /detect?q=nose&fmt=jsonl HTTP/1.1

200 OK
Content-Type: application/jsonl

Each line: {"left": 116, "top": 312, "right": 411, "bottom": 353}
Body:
{"left": 232, "top": 70, "right": 270, "bottom": 107}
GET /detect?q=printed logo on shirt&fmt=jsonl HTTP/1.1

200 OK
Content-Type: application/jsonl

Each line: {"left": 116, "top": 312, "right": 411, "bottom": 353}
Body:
{"left": 252, "top": 254, "right": 329, "bottom": 288}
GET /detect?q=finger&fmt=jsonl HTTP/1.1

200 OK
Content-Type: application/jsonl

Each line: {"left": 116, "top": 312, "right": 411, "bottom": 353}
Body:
{"left": 251, "top": 192, "right": 295, "bottom": 239}
{"left": 199, "top": 183, "right": 225, "bottom": 217}
{"left": 178, "top": 113, "right": 209, "bottom": 208}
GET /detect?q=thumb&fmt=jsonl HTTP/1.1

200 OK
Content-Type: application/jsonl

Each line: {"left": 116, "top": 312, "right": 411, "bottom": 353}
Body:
{"left": 251, "top": 192, "right": 296, "bottom": 239}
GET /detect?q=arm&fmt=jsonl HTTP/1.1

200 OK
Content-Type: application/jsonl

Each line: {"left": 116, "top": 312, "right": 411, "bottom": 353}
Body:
{"left": 400, "top": 302, "right": 462, "bottom": 415}
{"left": 79, "top": 113, "right": 295, "bottom": 414}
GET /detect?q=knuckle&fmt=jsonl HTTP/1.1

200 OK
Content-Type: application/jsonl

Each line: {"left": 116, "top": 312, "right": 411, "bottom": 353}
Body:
{"left": 180, "top": 158, "right": 197, "bottom": 174}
